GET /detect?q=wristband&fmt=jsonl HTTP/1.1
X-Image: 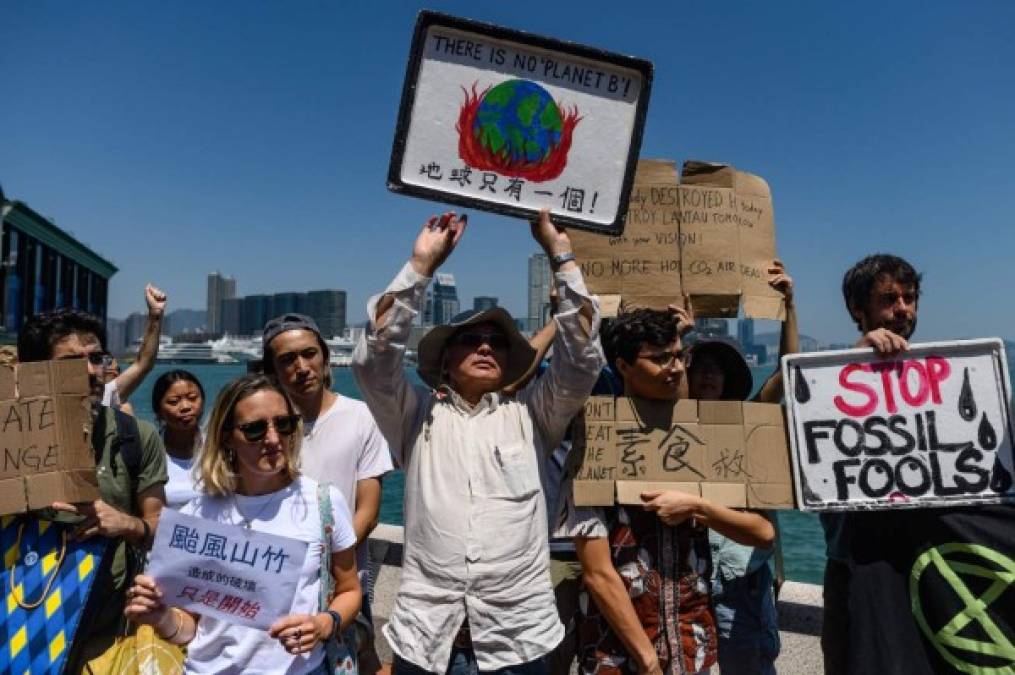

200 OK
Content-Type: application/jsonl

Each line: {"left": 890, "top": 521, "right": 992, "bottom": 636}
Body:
{"left": 326, "top": 609, "right": 343, "bottom": 641}
{"left": 140, "top": 518, "right": 151, "bottom": 546}
{"left": 550, "top": 252, "right": 576, "bottom": 266}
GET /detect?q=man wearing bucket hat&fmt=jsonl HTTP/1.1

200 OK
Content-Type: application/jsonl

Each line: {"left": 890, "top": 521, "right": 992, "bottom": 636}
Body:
{"left": 352, "top": 209, "right": 604, "bottom": 675}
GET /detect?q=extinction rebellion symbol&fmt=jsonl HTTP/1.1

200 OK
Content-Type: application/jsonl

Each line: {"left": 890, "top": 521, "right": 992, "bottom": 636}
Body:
{"left": 910, "top": 543, "right": 1015, "bottom": 674}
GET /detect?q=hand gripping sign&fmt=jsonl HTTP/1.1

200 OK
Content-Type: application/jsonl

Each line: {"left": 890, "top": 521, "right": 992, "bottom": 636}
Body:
{"left": 146, "top": 509, "right": 308, "bottom": 630}
{"left": 782, "top": 339, "right": 1015, "bottom": 511}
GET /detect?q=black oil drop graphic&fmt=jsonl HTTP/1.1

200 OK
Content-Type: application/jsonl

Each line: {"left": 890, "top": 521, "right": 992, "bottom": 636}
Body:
{"left": 794, "top": 366, "right": 810, "bottom": 404}
{"left": 978, "top": 413, "right": 997, "bottom": 450}
{"left": 958, "top": 368, "right": 976, "bottom": 421}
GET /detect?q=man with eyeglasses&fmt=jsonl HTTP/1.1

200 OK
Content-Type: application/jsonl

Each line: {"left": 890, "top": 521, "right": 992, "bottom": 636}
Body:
{"left": 261, "top": 312, "right": 392, "bottom": 670}
{"left": 17, "top": 308, "right": 168, "bottom": 669}
{"left": 352, "top": 209, "right": 604, "bottom": 675}
{"left": 556, "top": 308, "right": 774, "bottom": 675}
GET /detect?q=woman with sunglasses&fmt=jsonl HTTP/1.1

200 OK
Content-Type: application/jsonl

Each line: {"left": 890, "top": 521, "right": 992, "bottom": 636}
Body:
{"left": 152, "top": 369, "right": 206, "bottom": 510}
{"left": 124, "top": 373, "right": 362, "bottom": 674}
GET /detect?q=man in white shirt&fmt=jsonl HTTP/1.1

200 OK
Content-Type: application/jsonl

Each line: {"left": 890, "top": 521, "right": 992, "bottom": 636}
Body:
{"left": 352, "top": 210, "right": 604, "bottom": 675}
{"left": 262, "top": 313, "right": 393, "bottom": 667}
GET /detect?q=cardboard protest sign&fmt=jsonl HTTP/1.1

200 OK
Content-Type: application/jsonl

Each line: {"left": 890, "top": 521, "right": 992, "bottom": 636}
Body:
{"left": 0, "top": 360, "right": 98, "bottom": 516}
{"left": 571, "top": 396, "right": 794, "bottom": 509}
{"left": 147, "top": 510, "right": 309, "bottom": 630}
{"left": 782, "top": 339, "right": 1015, "bottom": 511}
{"left": 570, "top": 159, "right": 785, "bottom": 318}
{"left": 388, "top": 11, "right": 653, "bottom": 234}
{"left": 568, "top": 160, "right": 683, "bottom": 315}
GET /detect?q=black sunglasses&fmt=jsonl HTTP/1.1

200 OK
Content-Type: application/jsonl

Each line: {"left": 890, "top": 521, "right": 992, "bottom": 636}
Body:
{"left": 451, "top": 332, "right": 510, "bottom": 351}
{"left": 232, "top": 414, "right": 301, "bottom": 442}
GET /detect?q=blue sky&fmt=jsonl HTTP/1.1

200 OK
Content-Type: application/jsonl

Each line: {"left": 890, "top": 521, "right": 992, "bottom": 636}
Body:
{"left": 3, "top": 1, "right": 1013, "bottom": 343}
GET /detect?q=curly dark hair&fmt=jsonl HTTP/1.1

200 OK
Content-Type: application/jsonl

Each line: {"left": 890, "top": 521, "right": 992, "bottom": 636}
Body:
{"left": 842, "top": 254, "right": 922, "bottom": 331}
{"left": 602, "top": 309, "right": 677, "bottom": 370}
{"left": 17, "top": 308, "right": 107, "bottom": 362}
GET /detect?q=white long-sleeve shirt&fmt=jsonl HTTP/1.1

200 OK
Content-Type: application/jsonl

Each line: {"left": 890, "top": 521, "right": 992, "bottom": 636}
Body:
{"left": 352, "top": 261, "right": 604, "bottom": 672}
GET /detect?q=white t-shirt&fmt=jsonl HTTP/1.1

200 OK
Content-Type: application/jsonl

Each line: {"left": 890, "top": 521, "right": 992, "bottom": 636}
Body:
{"left": 299, "top": 395, "right": 392, "bottom": 581}
{"left": 163, "top": 430, "right": 203, "bottom": 510}
{"left": 102, "top": 380, "right": 121, "bottom": 408}
{"left": 166, "top": 455, "right": 199, "bottom": 510}
{"left": 179, "top": 476, "right": 356, "bottom": 675}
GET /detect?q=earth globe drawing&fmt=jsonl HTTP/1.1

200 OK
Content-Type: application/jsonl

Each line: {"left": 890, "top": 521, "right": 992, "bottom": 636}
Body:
{"left": 457, "top": 79, "right": 581, "bottom": 182}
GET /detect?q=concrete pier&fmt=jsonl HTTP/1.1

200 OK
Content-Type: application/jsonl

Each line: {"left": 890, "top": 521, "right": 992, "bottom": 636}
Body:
{"left": 366, "top": 524, "right": 824, "bottom": 673}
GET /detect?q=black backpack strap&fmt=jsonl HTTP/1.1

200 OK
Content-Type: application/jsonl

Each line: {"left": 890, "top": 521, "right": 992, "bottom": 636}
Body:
{"left": 112, "top": 409, "right": 143, "bottom": 511}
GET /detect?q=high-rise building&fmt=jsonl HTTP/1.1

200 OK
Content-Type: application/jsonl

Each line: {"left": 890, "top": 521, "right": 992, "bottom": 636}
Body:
{"left": 305, "top": 290, "right": 347, "bottom": 337}
{"left": 737, "top": 318, "right": 755, "bottom": 349}
{"left": 473, "top": 296, "right": 498, "bottom": 312}
{"left": 527, "top": 253, "right": 551, "bottom": 330}
{"left": 271, "top": 292, "right": 303, "bottom": 316}
{"left": 695, "top": 318, "right": 730, "bottom": 338}
{"left": 221, "top": 297, "right": 242, "bottom": 335}
{"left": 106, "top": 317, "right": 126, "bottom": 355}
{"left": 431, "top": 273, "right": 460, "bottom": 325}
{"left": 241, "top": 294, "right": 270, "bottom": 336}
{"left": 206, "top": 272, "right": 236, "bottom": 334}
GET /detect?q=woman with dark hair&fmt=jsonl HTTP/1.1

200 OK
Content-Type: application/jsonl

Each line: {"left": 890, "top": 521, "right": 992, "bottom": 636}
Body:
{"left": 686, "top": 260, "right": 797, "bottom": 675}
{"left": 125, "top": 373, "right": 361, "bottom": 674}
{"left": 152, "top": 369, "right": 206, "bottom": 509}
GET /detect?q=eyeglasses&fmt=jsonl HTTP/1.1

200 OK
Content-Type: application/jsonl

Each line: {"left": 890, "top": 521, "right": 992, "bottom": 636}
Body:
{"left": 67, "top": 352, "right": 114, "bottom": 368}
{"left": 450, "top": 332, "right": 510, "bottom": 351}
{"left": 231, "top": 414, "right": 301, "bottom": 442}
{"left": 637, "top": 348, "right": 690, "bottom": 369}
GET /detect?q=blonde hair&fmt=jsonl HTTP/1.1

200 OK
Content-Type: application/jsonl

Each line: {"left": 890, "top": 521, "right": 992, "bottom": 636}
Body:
{"left": 196, "top": 373, "right": 302, "bottom": 497}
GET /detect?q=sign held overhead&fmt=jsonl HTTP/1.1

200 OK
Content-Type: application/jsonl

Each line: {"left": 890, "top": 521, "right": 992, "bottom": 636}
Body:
{"left": 782, "top": 339, "right": 1015, "bottom": 512}
{"left": 388, "top": 11, "right": 653, "bottom": 234}
{"left": 570, "top": 159, "right": 785, "bottom": 319}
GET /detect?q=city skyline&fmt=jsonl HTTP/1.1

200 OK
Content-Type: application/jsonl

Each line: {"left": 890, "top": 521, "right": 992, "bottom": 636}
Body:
{"left": 5, "top": 2, "right": 1014, "bottom": 345}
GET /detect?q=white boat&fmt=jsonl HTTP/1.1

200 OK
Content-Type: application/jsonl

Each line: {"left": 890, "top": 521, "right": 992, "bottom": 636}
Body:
{"left": 156, "top": 340, "right": 219, "bottom": 364}
{"left": 209, "top": 335, "right": 263, "bottom": 363}
{"left": 326, "top": 336, "right": 355, "bottom": 367}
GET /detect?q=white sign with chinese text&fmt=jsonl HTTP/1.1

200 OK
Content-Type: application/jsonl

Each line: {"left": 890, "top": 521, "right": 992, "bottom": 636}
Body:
{"left": 388, "top": 11, "right": 652, "bottom": 234}
{"left": 147, "top": 509, "right": 309, "bottom": 629}
{"left": 783, "top": 339, "right": 1015, "bottom": 512}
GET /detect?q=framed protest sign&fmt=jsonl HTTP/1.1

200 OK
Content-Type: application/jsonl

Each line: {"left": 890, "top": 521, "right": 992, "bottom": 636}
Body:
{"left": 388, "top": 11, "right": 653, "bottom": 235}
{"left": 782, "top": 339, "right": 1014, "bottom": 512}
{"left": 146, "top": 510, "right": 308, "bottom": 630}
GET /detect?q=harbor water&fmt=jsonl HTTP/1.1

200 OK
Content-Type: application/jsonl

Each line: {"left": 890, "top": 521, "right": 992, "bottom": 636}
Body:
{"left": 129, "top": 358, "right": 1015, "bottom": 585}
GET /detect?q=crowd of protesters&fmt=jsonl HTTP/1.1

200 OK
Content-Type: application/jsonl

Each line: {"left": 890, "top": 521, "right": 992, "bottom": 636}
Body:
{"left": 13, "top": 206, "right": 944, "bottom": 675}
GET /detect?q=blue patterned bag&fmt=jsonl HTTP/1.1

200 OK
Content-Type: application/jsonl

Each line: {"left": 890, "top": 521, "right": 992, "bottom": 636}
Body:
{"left": 0, "top": 515, "right": 109, "bottom": 674}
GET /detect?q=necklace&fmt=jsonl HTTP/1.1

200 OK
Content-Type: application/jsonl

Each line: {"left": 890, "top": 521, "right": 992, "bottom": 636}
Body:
{"left": 232, "top": 490, "right": 282, "bottom": 529}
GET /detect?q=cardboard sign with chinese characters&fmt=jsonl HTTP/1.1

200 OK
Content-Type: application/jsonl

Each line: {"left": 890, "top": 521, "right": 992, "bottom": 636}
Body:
{"left": 783, "top": 339, "right": 1015, "bottom": 512}
{"left": 147, "top": 509, "right": 308, "bottom": 629}
{"left": 388, "top": 11, "right": 653, "bottom": 234}
{"left": 0, "top": 360, "right": 97, "bottom": 516}
{"left": 571, "top": 396, "right": 794, "bottom": 508}
{"left": 570, "top": 159, "right": 785, "bottom": 319}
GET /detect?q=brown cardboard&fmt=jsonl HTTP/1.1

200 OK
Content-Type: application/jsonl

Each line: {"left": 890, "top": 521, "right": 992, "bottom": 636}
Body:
{"left": 0, "top": 360, "right": 97, "bottom": 515}
{"left": 572, "top": 396, "right": 794, "bottom": 509}
{"left": 679, "top": 160, "right": 785, "bottom": 320}
{"left": 571, "top": 157, "right": 785, "bottom": 320}
{"left": 570, "top": 159, "right": 683, "bottom": 317}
